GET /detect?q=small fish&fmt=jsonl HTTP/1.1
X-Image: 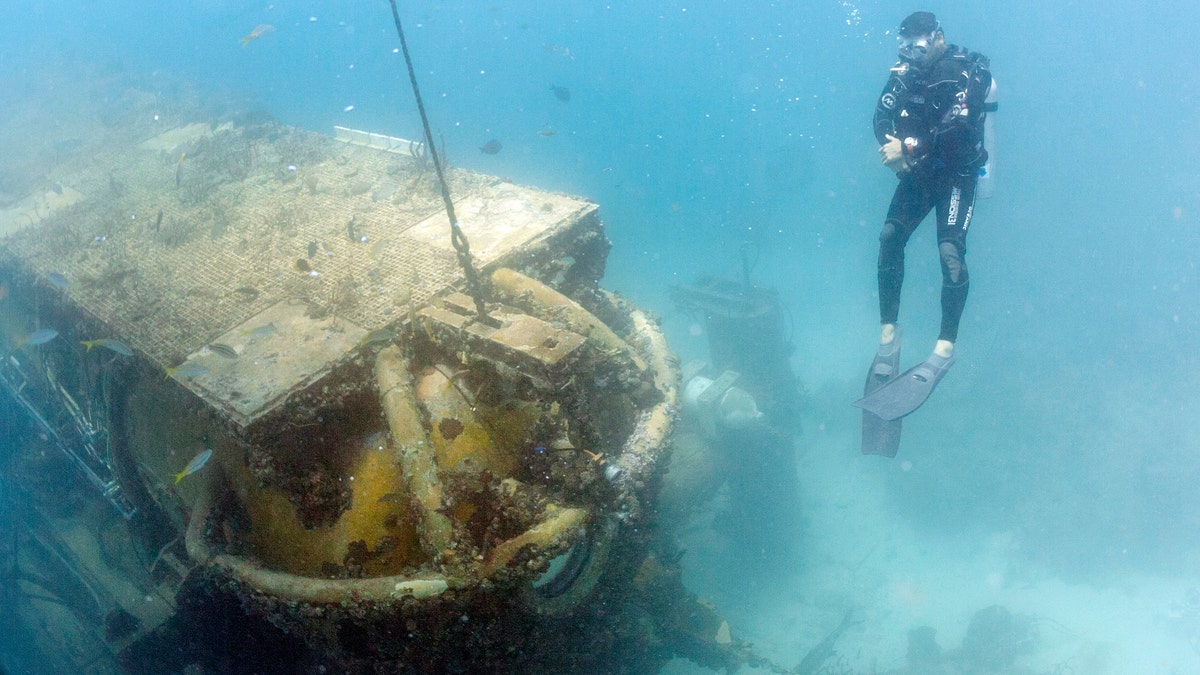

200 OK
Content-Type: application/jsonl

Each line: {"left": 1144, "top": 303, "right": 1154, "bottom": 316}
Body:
{"left": 295, "top": 258, "right": 312, "bottom": 273}
{"left": 18, "top": 328, "right": 59, "bottom": 348}
{"left": 550, "top": 84, "right": 571, "bottom": 102}
{"left": 239, "top": 322, "right": 277, "bottom": 338}
{"left": 174, "top": 449, "right": 213, "bottom": 484}
{"left": 239, "top": 24, "right": 274, "bottom": 47}
{"left": 232, "top": 286, "right": 260, "bottom": 300}
{"left": 359, "top": 327, "right": 398, "bottom": 346}
{"left": 175, "top": 151, "right": 186, "bottom": 187}
{"left": 543, "top": 44, "right": 575, "bottom": 60}
{"left": 80, "top": 339, "right": 134, "bottom": 356}
{"left": 47, "top": 272, "right": 70, "bottom": 289}
{"left": 153, "top": 209, "right": 163, "bottom": 233}
{"left": 346, "top": 217, "right": 357, "bottom": 242}
{"left": 165, "top": 363, "right": 209, "bottom": 379}
{"left": 479, "top": 139, "right": 503, "bottom": 155}
{"left": 377, "top": 492, "right": 405, "bottom": 505}
{"left": 307, "top": 241, "right": 317, "bottom": 259}
{"left": 208, "top": 343, "right": 239, "bottom": 359}
{"left": 538, "top": 127, "right": 557, "bottom": 137}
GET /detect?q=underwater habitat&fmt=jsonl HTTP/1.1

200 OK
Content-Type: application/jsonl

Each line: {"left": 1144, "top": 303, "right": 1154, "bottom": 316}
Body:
{"left": 2, "top": 1, "right": 1199, "bottom": 673}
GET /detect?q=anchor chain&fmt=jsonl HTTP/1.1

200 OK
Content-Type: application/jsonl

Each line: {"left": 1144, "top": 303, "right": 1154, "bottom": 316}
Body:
{"left": 387, "top": 0, "right": 490, "bottom": 320}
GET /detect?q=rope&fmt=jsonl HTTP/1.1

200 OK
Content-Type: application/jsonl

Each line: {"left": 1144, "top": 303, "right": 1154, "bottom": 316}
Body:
{"left": 387, "top": 0, "right": 490, "bottom": 320}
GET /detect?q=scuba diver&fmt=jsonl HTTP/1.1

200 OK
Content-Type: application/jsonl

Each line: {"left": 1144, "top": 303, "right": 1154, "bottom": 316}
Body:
{"left": 855, "top": 11, "right": 994, "bottom": 455}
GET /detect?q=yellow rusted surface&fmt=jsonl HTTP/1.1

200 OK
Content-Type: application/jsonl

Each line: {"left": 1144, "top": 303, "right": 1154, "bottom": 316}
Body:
{"left": 232, "top": 442, "right": 418, "bottom": 577}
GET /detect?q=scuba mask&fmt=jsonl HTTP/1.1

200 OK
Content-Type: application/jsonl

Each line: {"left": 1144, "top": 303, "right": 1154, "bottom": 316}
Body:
{"left": 898, "top": 34, "right": 933, "bottom": 62}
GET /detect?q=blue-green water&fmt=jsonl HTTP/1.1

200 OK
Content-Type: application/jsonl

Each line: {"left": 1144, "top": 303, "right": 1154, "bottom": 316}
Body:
{"left": 3, "top": 1, "right": 1199, "bottom": 672}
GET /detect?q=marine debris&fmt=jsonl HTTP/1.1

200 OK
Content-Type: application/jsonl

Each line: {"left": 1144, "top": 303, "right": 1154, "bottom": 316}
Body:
{"left": 0, "top": 65, "right": 755, "bottom": 674}
{"left": 896, "top": 604, "right": 1039, "bottom": 674}
{"left": 796, "top": 609, "right": 860, "bottom": 674}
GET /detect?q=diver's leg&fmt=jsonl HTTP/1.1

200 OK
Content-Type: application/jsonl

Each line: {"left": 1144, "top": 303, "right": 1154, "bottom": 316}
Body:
{"left": 856, "top": 172, "right": 973, "bottom": 421}
{"left": 933, "top": 172, "right": 979, "bottom": 354}
{"left": 878, "top": 174, "right": 932, "bottom": 342}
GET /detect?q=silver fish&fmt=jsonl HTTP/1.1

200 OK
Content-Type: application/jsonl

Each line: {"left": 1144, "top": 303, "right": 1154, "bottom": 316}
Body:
{"left": 19, "top": 328, "right": 59, "bottom": 347}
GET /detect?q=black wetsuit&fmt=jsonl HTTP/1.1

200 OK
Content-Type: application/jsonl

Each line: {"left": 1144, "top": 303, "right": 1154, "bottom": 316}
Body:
{"left": 873, "top": 45, "right": 991, "bottom": 342}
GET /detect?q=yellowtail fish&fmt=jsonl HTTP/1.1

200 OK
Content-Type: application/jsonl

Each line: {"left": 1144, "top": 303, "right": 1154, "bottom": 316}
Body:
{"left": 81, "top": 338, "right": 134, "bottom": 356}
{"left": 17, "top": 328, "right": 58, "bottom": 348}
{"left": 174, "top": 448, "right": 213, "bottom": 484}
{"left": 165, "top": 363, "right": 209, "bottom": 379}
{"left": 239, "top": 24, "right": 274, "bottom": 47}
{"left": 359, "top": 327, "right": 398, "bottom": 346}
{"left": 239, "top": 322, "right": 277, "bottom": 339}
{"left": 175, "top": 152, "right": 186, "bottom": 187}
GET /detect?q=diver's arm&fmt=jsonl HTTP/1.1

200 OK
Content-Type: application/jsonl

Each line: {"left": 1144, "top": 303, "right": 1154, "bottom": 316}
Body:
{"left": 872, "top": 70, "right": 905, "bottom": 145}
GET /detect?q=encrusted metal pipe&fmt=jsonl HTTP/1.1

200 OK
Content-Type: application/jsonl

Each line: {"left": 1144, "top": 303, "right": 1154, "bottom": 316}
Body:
{"left": 375, "top": 345, "right": 454, "bottom": 557}
{"left": 491, "top": 267, "right": 647, "bottom": 371}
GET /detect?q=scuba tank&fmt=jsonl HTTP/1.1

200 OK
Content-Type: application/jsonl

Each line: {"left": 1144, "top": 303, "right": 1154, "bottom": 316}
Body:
{"left": 976, "top": 77, "right": 998, "bottom": 199}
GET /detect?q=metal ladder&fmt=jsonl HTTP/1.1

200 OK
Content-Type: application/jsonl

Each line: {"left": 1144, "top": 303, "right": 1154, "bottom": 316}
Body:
{"left": 0, "top": 351, "right": 137, "bottom": 519}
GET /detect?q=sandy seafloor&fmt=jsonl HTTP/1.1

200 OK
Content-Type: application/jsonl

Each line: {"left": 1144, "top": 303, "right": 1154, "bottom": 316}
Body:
{"left": 656, "top": 356, "right": 1200, "bottom": 674}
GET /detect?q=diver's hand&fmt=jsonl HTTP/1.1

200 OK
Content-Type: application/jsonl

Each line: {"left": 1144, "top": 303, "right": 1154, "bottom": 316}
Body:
{"left": 880, "top": 134, "right": 909, "bottom": 172}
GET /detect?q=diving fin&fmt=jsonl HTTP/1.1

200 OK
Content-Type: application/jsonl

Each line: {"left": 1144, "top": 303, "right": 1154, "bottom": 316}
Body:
{"left": 854, "top": 352, "right": 954, "bottom": 421}
{"left": 860, "top": 334, "right": 902, "bottom": 457}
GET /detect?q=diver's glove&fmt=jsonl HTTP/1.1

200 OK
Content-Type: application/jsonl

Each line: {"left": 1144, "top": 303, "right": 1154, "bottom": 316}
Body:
{"left": 880, "top": 134, "right": 911, "bottom": 174}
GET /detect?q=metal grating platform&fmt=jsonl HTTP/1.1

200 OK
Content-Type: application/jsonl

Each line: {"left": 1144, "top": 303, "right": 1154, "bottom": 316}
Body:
{"left": 1, "top": 71, "right": 599, "bottom": 427}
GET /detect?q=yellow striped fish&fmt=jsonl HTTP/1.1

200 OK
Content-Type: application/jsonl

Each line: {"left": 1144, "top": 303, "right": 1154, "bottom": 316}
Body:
{"left": 174, "top": 449, "right": 213, "bottom": 484}
{"left": 239, "top": 24, "right": 274, "bottom": 47}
